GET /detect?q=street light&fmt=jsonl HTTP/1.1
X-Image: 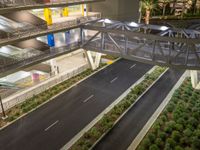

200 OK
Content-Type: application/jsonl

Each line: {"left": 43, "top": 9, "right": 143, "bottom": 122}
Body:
{"left": 0, "top": 81, "right": 19, "bottom": 120}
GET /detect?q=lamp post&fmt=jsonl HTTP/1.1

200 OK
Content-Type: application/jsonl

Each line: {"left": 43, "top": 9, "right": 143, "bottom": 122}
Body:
{"left": 0, "top": 81, "right": 19, "bottom": 120}
{"left": 0, "top": 95, "right": 7, "bottom": 119}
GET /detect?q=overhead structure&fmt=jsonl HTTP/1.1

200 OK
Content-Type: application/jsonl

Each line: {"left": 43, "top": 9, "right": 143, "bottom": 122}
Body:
{"left": 0, "top": 13, "right": 101, "bottom": 47}
{"left": 1, "top": 18, "right": 200, "bottom": 77}
{"left": 0, "top": 0, "right": 105, "bottom": 14}
{"left": 82, "top": 19, "right": 200, "bottom": 70}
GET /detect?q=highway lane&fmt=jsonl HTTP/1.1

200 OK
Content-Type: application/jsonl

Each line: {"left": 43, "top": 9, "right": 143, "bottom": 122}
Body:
{"left": 93, "top": 69, "right": 184, "bottom": 150}
{"left": 0, "top": 59, "right": 152, "bottom": 150}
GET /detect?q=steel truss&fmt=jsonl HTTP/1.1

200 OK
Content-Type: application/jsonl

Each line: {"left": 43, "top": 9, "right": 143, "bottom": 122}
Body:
{"left": 81, "top": 19, "right": 200, "bottom": 70}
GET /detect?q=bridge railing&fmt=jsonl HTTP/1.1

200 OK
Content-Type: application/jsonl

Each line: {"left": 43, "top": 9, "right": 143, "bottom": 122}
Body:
{"left": 82, "top": 20, "right": 200, "bottom": 69}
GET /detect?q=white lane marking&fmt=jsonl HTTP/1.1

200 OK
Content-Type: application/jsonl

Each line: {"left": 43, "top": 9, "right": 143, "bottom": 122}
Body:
{"left": 110, "top": 77, "right": 118, "bottom": 83}
{"left": 83, "top": 95, "right": 94, "bottom": 103}
{"left": 130, "top": 64, "right": 136, "bottom": 69}
{"left": 44, "top": 120, "right": 59, "bottom": 131}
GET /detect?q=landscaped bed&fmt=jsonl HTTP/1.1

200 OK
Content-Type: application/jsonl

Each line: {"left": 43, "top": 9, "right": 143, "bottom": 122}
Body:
{"left": 69, "top": 67, "right": 166, "bottom": 150}
{"left": 137, "top": 78, "right": 200, "bottom": 150}
{"left": 0, "top": 63, "right": 106, "bottom": 128}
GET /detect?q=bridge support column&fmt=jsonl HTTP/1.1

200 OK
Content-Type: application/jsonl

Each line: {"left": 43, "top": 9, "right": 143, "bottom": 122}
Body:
{"left": 44, "top": 8, "right": 52, "bottom": 25}
{"left": 190, "top": 70, "right": 200, "bottom": 89}
{"left": 62, "top": 7, "right": 69, "bottom": 17}
{"left": 85, "top": 51, "right": 102, "bottom": 70}
{"left": 50, "top": 59, "right": 59, "bottom": 75}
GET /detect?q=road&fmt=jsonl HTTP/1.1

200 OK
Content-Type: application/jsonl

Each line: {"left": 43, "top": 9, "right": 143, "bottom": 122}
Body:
{"left": 93, "top": 69, "right": 184, "bottom": 150}
{"left": 0, "top": 59, "right": 152, "bottom": 150}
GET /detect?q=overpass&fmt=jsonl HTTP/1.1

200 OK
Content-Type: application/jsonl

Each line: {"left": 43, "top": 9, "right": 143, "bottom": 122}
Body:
{"left": 1, "top": 18, "right": 200, "bottom": 84}
{"left": 82, "top": 19, "right": 200, "bottom": 70}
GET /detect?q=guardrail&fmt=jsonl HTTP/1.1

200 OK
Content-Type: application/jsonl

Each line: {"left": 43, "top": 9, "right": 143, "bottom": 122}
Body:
{"left": 1, "top": 64, "right": 89, "bottom": 112}
{"left": 0, "top": 13, "right": 101, "bottom": 46}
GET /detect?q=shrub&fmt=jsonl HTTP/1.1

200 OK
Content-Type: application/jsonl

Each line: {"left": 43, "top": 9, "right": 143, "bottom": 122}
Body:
{"left": 174, "top": 123, "right": 183, "bottom": 132}
{"left": 175, "top": 145, "right": 183, "bottom": 150}
{"left": 155, "top": 138, "right": 164, "bottom": 148}
{"left": 142, "top": 138, "right": 151, "bottom": 148}
{"left": 183, "top": 128, "right": 193, "bottom": 137}
{"left": 171, "top": 131, "right": 181, "bottom": 142}
{"left": 149, "top": 144, "right": 159, "bottom": 150}
{"left": 188, "top": 117, "right": 198, "bottom": 128}
{"left": 166, "top": 138, "right": 176, "bottom": 148}
{"left": 157, "top": 131, "right": 166, "bottom": 141}
{"left": 192, "top": 137, "right": 200, "bottom": 149}
{"left": 148, "top": 133, "right": 156, "bottom": 143}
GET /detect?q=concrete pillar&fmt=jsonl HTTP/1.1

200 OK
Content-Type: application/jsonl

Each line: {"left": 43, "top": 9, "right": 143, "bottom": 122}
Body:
{"left": 47, "top": 33, "right": 55, "bottom": 47}
{"left": 191, "top": 70, "right": 199, "bottom": 89}
{"left": 44, "top": 8, "right": 52, "bottom": 25}
{"left": 65, "top": 31, "right": 70, "bottom": 45}
{"left": 81, "top": 4, "right": 88, "bottom": 16}
{"left": 62, "top": 7, "right": 69, "bottom": 17}
{"left": 94, "top": 52, "right": 102, "bottom": 68}
{"left": 85, "top": 51, "right": 102, "bottom": 70}
{"left": 50, "top": 59, "right": 59, "bottom": 75}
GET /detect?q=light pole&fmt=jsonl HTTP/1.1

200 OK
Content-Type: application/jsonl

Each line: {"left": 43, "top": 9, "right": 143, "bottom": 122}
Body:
{"left": 0, "top": 95, "right": 7, "bottom": 119}
{"left": 0, "top": 81, "right": 19, "bottom": 120}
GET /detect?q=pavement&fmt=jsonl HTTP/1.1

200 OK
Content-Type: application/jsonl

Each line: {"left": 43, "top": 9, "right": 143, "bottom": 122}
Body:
{"left": 0, "top": 59, "right": 152, "bottom": 150}
{"left": 93, "top": 69, "right": 184, "bottom": 150}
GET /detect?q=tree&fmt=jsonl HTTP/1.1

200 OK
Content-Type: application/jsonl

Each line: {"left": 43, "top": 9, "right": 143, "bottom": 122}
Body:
{"left": 142, "top": 0, "right": 156, "bottom": 24}
{"left": 159, "top": 0, "right": 173, "bottom": 16}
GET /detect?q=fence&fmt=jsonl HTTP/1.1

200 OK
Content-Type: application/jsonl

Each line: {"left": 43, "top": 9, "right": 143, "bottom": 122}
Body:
{"left": 1, "top": 63, "right": 89, "bottom": 112}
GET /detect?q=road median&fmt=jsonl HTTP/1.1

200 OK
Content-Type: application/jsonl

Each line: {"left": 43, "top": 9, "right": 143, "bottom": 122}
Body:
{"left": 68, "top": 67, "right": 167, "bottom": 150}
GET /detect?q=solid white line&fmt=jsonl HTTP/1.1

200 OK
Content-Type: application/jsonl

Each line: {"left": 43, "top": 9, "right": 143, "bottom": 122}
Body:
{"left": 83, "top": 95, "right": 94, "bottom": 103}
{"left": 44, "top": 120, "right": 59, "bottom": 131}
{"left": 110, "top": 77, "right": 118, "bottom": 83}
{"left": 130, "top": 64, "right": 136, "bottom": 69}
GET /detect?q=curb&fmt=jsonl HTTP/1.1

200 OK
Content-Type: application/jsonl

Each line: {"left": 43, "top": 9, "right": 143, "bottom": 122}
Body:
{"left": 0, "top": 59, "right": 119, "bottom": 131}
{"left": 127, "top": 71, "right": 187, "bottom": 150}
{"left": 89, "top": 68, "right": 168, "bottom": 150}
{"left": 61, "top": 66, "right": 157, "bottom": 150}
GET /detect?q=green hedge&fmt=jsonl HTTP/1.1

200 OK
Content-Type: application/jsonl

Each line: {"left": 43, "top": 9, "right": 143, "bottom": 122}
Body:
{"left": 70, "top": 67, "right": 166, "bottom": 150}
{"left": 0, "top": 64, "right": 106, "bottom": 128}
{"left": 138, "top": 78, "right": 200, "bottom": 150}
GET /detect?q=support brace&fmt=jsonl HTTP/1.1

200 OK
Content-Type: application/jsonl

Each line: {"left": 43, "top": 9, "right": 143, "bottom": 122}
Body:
{"left": 190, "top": 70, "right": 200, "bottom": 89}
{"left": 50, "top": 59, "right": 59, "bottom": 75}
{"left": 85, "top": 50, "right": 102, "bottom": 70}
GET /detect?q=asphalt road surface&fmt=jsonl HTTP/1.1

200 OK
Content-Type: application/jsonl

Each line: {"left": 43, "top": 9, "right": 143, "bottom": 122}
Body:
{"left": 0, "top": 59, "right": 152, "bottom": 150}
{"left": 93, "top": 69, "right": 184, "bottom": 150}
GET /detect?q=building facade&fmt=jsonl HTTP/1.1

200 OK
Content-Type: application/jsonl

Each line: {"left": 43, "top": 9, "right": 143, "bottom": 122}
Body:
{"left": 90, "top": 0, "right": 140, "bottom": 21}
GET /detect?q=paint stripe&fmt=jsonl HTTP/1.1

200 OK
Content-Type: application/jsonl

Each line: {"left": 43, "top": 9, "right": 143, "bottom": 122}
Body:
{"left": 44, "top": 120, "right": 59, "bottom": 131}
{"left": 83, "top": 95, "right": 94, "bottom": 103}
{"left": 110, "top": 77, "right": 118, "bottom": 83}
{"left": 130, "top": 64, "right": 136, "bottom": 69}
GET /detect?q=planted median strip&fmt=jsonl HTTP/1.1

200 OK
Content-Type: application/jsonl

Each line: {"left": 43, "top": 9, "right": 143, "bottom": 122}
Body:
{"left": 0, "top": 63, "right": 106, "bottom": 128}
{"left": 69, "top": 67, "right": 166, "bottom": 150}
{"left": 137, "top": 78, "right": 200, "bottom": 150}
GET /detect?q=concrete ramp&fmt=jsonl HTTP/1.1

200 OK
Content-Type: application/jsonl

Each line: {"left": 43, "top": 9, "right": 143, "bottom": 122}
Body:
{"left": 12, "top": 39, "right": 50, "bottom": 52}
{"left": 2, "top": 11, "right": 47, "bottom": 29}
